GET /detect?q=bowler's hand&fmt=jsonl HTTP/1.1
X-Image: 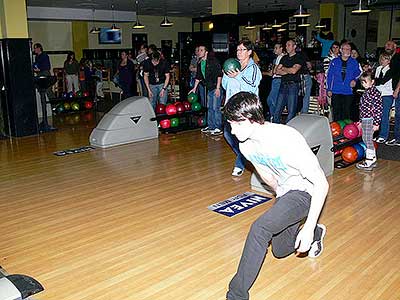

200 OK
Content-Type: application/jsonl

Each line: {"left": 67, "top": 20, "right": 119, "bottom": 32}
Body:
{"left": 225, "top": 69, "right": 240, "bottom": 78}
{"left": 350, "top": 80, "right": 356, "bottom": 88}
{"left": 295, "top": 227, "right": 314, "bottom": 254}
{"left": 148, "top": 90, "right": 153, "bottom": 99}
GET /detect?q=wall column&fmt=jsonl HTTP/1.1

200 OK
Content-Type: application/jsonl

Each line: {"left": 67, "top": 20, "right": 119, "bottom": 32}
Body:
{"left": 0, "top": 0, "right": 28, "bottom": 38}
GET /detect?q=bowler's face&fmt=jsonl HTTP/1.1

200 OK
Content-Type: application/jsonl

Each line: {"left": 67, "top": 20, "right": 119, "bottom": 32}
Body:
{"left": 229, "top": 119, "right": 254, "bottom": 142}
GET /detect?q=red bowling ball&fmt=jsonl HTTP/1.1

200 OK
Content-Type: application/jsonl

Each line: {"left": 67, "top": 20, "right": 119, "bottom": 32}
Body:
{"left": 343, "top": 123, "right": 359, "bottom": 140}
{"left": 165, "top": 104, "right": 177, "bottom": 115}
{"left": 160, "top": 119, "right": 171, "bottom": 129}
{"left": 330, "top": 122, "right": 341, "bottom": 137}
{"left": 182, "top": 101, "right": 191, "bottom": 111}
{"left": 175, "top": 102, "right": 185, "bottom": 114}
{"left": 341, "top": 146, "right": 358, "bottom": 163}
{"left": 156, "top": 104, "right": 166, "bottom": 115}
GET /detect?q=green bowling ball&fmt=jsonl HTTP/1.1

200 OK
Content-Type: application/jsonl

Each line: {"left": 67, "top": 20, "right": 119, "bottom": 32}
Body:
{"left": 337, "top": 120, "right": 347, "bottom": 129}
{"left": 187, "top": 92, "right": 198, "bottom": 103}
{"left": 223, "top": 58, "right": 241, "bottom": 73}
{"left": 170, "top": 118, "right": 179, "bottom": 127}
{"left": 343, "top": 119, "right": 353, "bottom": 125}
{"left": 71, "top": 102, "right": 80, "bottom": 111}
{"left": 56, "top": 104, "right": 65, "bottom": 113}
{"left": 192, "top": 102, "right": 202, "bottom": 112}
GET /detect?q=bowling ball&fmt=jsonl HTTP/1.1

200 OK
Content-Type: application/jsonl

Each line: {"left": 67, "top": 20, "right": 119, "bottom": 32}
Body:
{"left": 337, "top": 120, "right": 346, "bottom": 129}
{"left": 62, "top": 92, "right": 68, "bottom": 99}
{"left": 344, "top": 119, "right": 353, "bottom": 125}
{"left": 71, "top": 102, "right": 80, "bottom": 111}
{"left": 223, "top": 58, "right": 241, "bottom": 73}
{"left": 353, "top": 143, "right": 365, "bottom": 160}
{"left": 76, "top": 90, "right": 83, "bottom": 97}
{"left": 166, "top": 104, "right": 177, "bottom": 115}
{"left": 63, "top": 102, "right": 71, "bottom": 110}
{"left": 68, "top": 92, "right": 74, "bottom": 99}
{"left": 56, "top": 104, "right": 64, "bottom": 113}
{"left": 84, "top": 100, "right": 93, "bottom": 109}
{"left": 83, "top": 111, "right": 94, "bottom": 122}
{"left": 170, "top": 118, "right": 179, "bottom": 127}
{"left": 341, "top": 146, "right": 358, "bottom": 163}
{"left": 187, "top": 92, "right": 198, "bottom": 103}
{"left": 343, "top": 124, "right": 359, "bottom": 139}
{"left": 182, "top": 101, "right": 191, "bottom": 111}
{"left": 330, "top": 122, "right": 341, "bottom": 137}
{"left": 175, "top": 102, "right": 185, "bottom": 114}
{"left": 359, "top": 142, "right": 367, "bottom": 152}
{"left": 192, "top": 102, "right": 202, "bottom": 112}
{"left": 354, "top": 121, "right": 363, "bottom": 137}
{"left": 197, "top": 116, "right": 206, "bottom": 127}
{"left": 160, "top": 119, "right": 171, "bottom": 129}
{"left": 155, "top": 103, "right": 166, "bottom": 115}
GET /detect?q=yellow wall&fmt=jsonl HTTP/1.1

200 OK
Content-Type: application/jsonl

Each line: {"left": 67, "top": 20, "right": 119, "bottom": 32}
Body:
{"left": 212, "top": 0, "right": 237, "bottom": 15}
{"left": 0, "top": 0, "right": 28, "bottom": 38}
{"left": 72, "top": 21, "right": 89, "bottom": 60}
{"left": 320, "top": 3, "right": 340, "bottom": 39}
{"left": 28, "top": 20, "right": 73, "bottom": 69}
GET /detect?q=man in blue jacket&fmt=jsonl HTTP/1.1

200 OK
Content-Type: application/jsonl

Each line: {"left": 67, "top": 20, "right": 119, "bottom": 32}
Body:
{"left": 326, "top": 42, "right": 361, "bottom": 121}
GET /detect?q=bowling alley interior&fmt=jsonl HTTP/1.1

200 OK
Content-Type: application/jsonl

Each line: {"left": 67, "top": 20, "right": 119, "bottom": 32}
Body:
{"left": 1, "top": 0, "right": 400, "bottom": 299}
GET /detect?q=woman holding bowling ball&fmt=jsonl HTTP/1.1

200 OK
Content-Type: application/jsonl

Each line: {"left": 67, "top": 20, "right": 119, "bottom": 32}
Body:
{"left": 222, "top": 40, "right": 262, "bottom": 176}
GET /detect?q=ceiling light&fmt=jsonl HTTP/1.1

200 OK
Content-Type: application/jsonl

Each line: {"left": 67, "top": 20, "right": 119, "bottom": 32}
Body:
{"left": 293, "top": 4, "right": 310, "bottom": 18}
{"left": 160, "top": 16, "right": 173, "bottom": 27}
{"left": 245, "top": 21, "right": 256, "bottom": 30}
{"left": 352, "top": 0, "right": 371, "bottom": 14}
{"left": 277, "top": 28, "right": 287, "bottom": 32}
{"left": 271, "top": 20, "right": 282, "bottom": 28}
{"left": 89, "top": 8, "right": 100, "bottom": 34}
{"left": 262, "top": 23, "right": 272, "bottom": 30}
{"left": 109, "top": 4, "right": 120, "bottom": 31}
{"left": 298, "top": 19, "right": 310, "bottom": 27}
{"left": 160, "top": 0, "right": 173, "bottom": 27}
{"left": 133, "top": 0, "right": 145, "bottom": 29}
{"left": 315, "top": 21, "right": 326, "bottom": 29}
{"left": 208, "top": 22, "right": 214, "bottom": 30}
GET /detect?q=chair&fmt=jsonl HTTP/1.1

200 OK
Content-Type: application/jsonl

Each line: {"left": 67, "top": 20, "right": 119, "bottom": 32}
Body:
{"left": 52, "top": 68, "right": 65, "bottom": 98}
{"left": 101, "top": 68, "right": 113, "bottom": 99}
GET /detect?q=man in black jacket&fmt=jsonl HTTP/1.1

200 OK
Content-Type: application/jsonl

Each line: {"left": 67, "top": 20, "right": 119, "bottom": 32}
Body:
{"left": 189, "top": 44, "right": 223, "bottom": 135}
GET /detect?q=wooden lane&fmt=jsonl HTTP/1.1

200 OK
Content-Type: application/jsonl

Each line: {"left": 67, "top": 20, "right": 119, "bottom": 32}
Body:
{"left": 1, "top": 124, "right": 399, "bottom": 300}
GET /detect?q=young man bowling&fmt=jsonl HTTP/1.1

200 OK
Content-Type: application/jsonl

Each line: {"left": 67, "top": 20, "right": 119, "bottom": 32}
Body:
{"left": 223, "top": 92, "right": 329, "bottom": 300}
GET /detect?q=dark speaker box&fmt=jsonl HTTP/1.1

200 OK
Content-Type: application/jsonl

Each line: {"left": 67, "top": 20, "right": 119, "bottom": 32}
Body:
{"left": 0, "top": 38, "right": 38, "bottom": 137}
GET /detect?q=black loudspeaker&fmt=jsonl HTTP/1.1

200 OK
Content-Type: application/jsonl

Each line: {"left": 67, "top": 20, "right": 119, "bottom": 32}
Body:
{"left": 0, "top": 38, "right": 38, "bottom": 137}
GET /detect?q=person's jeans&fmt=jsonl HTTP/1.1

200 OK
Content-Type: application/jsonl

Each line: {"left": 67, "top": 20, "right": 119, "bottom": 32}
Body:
{"left": 66, "top": 74, "right": 79, "bottom": 93}
{"left": 227, "top": 190, "right": 322, "bottom": 300}
{"left": 150, "top": 83, "right": 168, "bottom": 110}
{"left": 207, "top": 89, "right": 223, "bottom": 130}
{"left": 119, "top": 81, "right": 133, "bottom": 99}
{"left": 224, "top": 121, "right": 246, "bottom": 171}
{"left": 266, "top": 78, "right": 281, "bottom": 121}
{"left": 301, "top": 74, "right": 312, "bottom": 113}
{"left": 378, "top": 95, "right": 394, "bottom": 140}
{"left": 198, "top": 84, "right": 206, "bottom": 108}
{"left": 394, "top": 95, "right": 400, "bottom": 141}
{"left": 331, "top": 94, "right": 353, "bottom": 121}
{"left": 273, "top": 81, "right": 299, "bottom": 124}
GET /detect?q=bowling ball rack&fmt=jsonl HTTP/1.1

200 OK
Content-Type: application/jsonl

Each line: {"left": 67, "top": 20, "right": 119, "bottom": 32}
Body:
{"left": 331, "top": 134, "right": 363, "bottom": 169}
{"left": 151, "top": 108, "right": 207, "bottom": 134}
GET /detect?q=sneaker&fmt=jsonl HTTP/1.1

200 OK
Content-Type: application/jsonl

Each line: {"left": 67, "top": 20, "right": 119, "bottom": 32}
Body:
{"left": 374, "top": 137, "right": 387, "bottom": 143}
{"left": 231, "top": 167, "right": 244, "bottom": 177}
{"left": 385, "top": 139, "right": 400, "bottom": 146}
{"left": 210, "top": 128, "right": 223, "bottom": 136}
{"left": 308, "top": 224, "right": 327, "bottom": 258}
{"left": 201, "top": 127, "right": 211, "bottom": 133}
{"left": 356, "top": 159, "right": 377, "bottom": 171}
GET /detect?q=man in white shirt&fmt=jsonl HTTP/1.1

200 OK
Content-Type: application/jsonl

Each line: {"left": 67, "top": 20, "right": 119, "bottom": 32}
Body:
{"left": 223, "top": 92, "right": 329, "bottom": 300}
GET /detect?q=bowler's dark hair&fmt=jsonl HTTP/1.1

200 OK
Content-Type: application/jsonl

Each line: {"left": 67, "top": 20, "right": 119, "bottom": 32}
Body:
{"left": 360, "top": 71, "right": 374, "bottom": 81}
{"left": 151, "top": 51, "right": 161, "bottom": 60}
{"left": 33, "top": 43, "right": 43, "bottom": 52}
{"left": 223, "top": 92, "right": 265, "bottom": 124}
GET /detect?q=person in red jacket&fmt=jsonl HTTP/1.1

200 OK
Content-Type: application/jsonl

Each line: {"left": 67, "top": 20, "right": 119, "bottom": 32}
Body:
{"left": 356, "top": 71, "right": 383, "bottom": 171}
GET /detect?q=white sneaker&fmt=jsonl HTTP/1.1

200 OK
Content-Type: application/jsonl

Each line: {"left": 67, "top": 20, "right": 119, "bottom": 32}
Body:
{"left": 231, "top": 167, "right": 244, "bottom": 177}
{"left": 374, "top": 137, "right": 386, "bottom": 143}
{"left": 201, "top": 127, "right": 211, "bottom": 133}
{"left": 210, "top": 128, "right": 223, "bottom": 136}
{"left": 308, "top": 224, "right": 327, "bottom": 258}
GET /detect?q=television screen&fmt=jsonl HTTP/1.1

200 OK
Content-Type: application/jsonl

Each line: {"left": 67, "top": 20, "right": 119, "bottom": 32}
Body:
{"left": 99, "top": 28, "right": 121, "bottom": 44}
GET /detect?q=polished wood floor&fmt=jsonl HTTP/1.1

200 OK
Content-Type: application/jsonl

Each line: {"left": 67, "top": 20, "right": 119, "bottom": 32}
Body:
{"left": 1, "top": 114, "right": 400, "bottom": 300}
